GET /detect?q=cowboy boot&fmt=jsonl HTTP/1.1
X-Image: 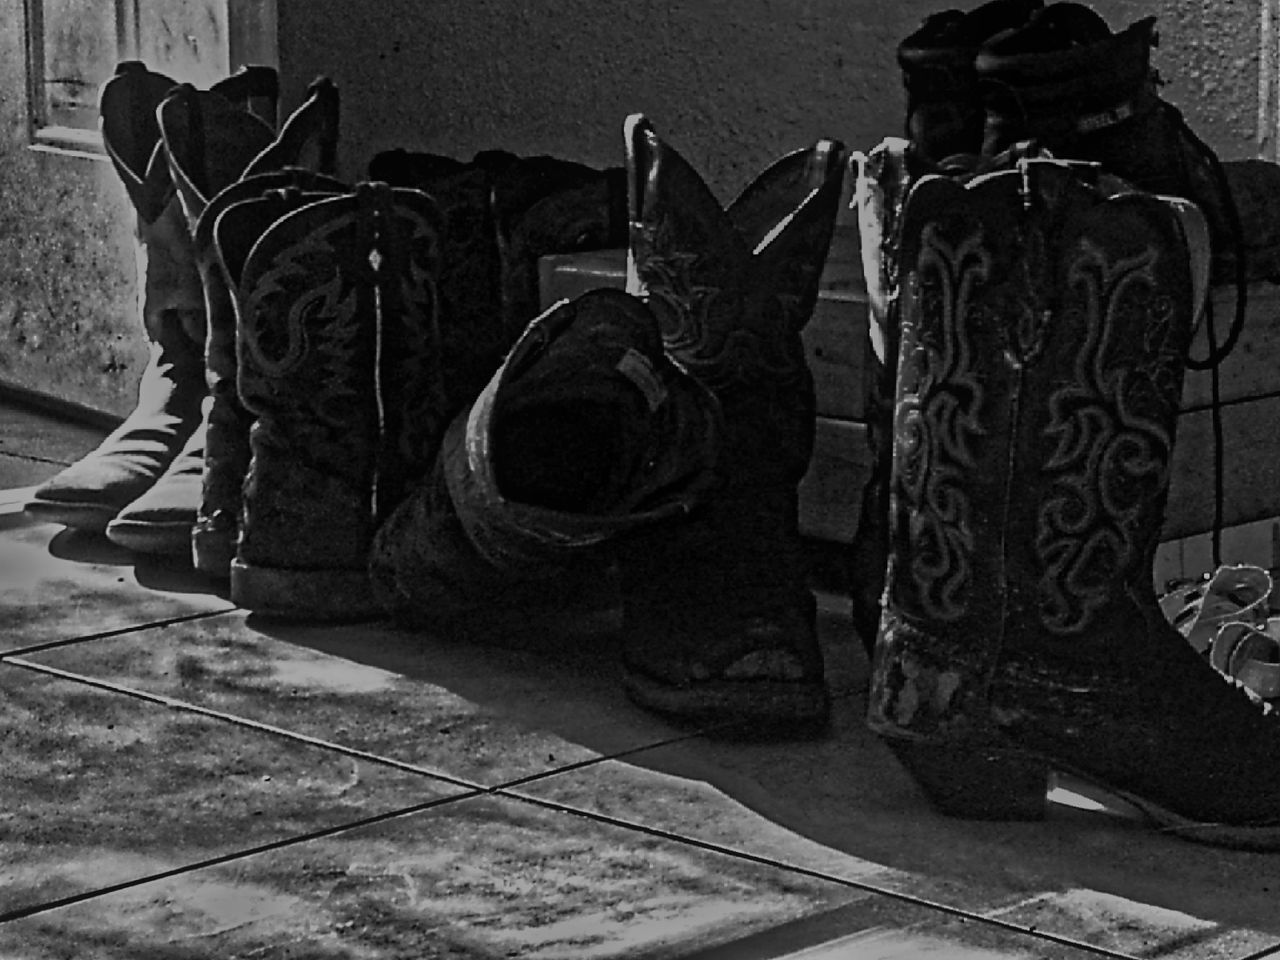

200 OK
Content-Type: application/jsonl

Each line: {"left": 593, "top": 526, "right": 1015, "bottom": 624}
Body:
{"left": 186, "top": 171, "right": 347, "bottom": 576}
{"left": 369, "top": 150, "right": 512, "bottom": 425}
{"left": 618, "top": 115, "right": 844, "bottom": 727}
{"left": 898, "top": 0, "right": 1043, "bottom": 163}
{"left": 219, "top": 182, "right": 443, "bottom": 619}
{"left": 21, "top": 63, "right": 210, "bottom": 532}
{"left": 369, "top": 288, "right": 721, "bottom": 635}
{"left": 866, "top": 159, "right": 1280, "bottom": 849}
{"left": 241, "top": 76, "right": 340, "bottom": 179}
{"left": 159, "top": 77, "right": 344, "bottom": 574}
{"left": 490, "top": 155, "right": 628, "bottom": 339}
{"left": 847, "top": 139, "right": 925, "bottom": 656}
{"left": 98, "top": 73, "right": 283, "bottom": 554}
{"left": 367, "top": 147, "right": 627, "bottom": 414}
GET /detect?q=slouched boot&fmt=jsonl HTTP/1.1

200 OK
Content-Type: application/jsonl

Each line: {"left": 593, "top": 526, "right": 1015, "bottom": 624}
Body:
{"left": 159, "top": 77, "right": 344, "bottom": 574}
{"left": 219, "top": 183, "right": 443, "bottom": 619}
{"left": 370, "top": 288, "right": 720, "bottom": 634}
{"left": 898, "top": 0, "right": 1043, "bottom": 162}
{"left": 23, "top": 62, "right": 273, "bottom": 533}
{"left": 619, "top": 115, "right": 844, "bottom": 727}
{"left": 865, "top": 159, "right": 1280, "bottom": 849}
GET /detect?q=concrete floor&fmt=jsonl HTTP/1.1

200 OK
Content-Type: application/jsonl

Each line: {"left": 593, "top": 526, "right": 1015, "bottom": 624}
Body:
{"left": 3, "top": 395, "right": 1280, "bottom": 959}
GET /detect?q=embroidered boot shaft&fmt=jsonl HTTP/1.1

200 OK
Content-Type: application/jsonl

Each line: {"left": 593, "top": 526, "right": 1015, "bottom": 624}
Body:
{"left": 368, "top": 148, "right": 628, "bottom": 418}
{"left": 220, "top": 183, "right": 443, "bottom": 619}
{"left": 163, "top": 76, "right": 344, "bottom": 575}
{"left": 24, "top": 62, "right": 276, "bottom": 536}
{"left": 620, "top": 115, "right": 844, "bottom": 727}
{"left": 847, "top": 139, "right": 928, "bottom": 656}
{"left": 866, "top": 160, "right": 1280, "bottom": 848}
{"left": 187, "top": 170, "right": 347, "bottom": 575}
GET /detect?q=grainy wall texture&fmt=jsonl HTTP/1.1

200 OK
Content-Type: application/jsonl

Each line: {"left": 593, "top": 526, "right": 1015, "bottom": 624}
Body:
{"left": 0, "top": 0, "right": 140, "bottom": 415}
{"left": 0, "top": 0, "right": 1272, "bottom": 411}
{"left": 276, "top": 0, "right": 1268, "bottom": 193}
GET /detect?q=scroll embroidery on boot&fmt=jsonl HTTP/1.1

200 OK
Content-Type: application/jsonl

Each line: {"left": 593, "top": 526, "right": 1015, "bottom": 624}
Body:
{"left": 898, "top": 223, "right": 990, "bottom": 622}
{"left": 1036, "top": 239, "right": 1176, "bottom": 634}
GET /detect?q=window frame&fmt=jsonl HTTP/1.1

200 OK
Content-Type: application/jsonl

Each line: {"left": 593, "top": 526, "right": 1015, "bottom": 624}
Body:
{"left": 22, "top": 0, "right": 277, "bottom": 159}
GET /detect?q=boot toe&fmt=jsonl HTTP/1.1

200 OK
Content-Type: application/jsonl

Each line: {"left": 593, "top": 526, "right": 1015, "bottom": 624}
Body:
{"left": 25, "top": 459, "right": 165, "bottom": 531}
{"left": 104, "top": 453, "right": 203, "bottom": 555}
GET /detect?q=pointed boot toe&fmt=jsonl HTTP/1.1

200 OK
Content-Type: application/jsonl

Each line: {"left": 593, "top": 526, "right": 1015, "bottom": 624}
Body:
{"left": 104, "top": 424, "right": 205, "bottom": 554}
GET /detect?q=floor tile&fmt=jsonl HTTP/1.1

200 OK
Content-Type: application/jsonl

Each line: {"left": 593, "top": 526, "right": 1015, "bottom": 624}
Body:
{"left": 0, "top": 519, "right": 234, "bottom": 655}
{"left": 0, "top": 659, "right": 473, "bottom": 923}
{"left": 18, "top": 572, "right": 866, "bottom": 794}
{"left": 21, "top": 603, "right": 713, "bottom": 791}
{"left": 509, "top": 696, "right": 1280, "bottom": 960}
{"left": 0, "top": 791, "right": 1100, "bottom": 960}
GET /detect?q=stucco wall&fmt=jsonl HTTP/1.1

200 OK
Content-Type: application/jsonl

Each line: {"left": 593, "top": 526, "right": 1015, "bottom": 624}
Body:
{"left": 1110, "top": 0, "right": 1262, "bottom": 159}
{"left": 0, "top": 0, "right": 1270, "bottom": 414}
{"left": 277, "top": 0, "right": 1268, "bottom": 195}
{"left": 0, "top": 0, "right": 140, "bottom": 416}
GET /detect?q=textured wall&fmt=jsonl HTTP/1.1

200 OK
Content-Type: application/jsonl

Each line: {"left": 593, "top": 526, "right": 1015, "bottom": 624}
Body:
{"left": 277, "top": 0, "right": 940, "bottom": 196}
{"left": 0, "top": 0, "right": 141, "bottom": 415}
{"left": 278, "top": 0, "right": 1269, "bottom": 193}
{"left": 0, "top": 0, "right": 1270, "bottom": 413}
{"left": 1107, "top": 0, "right": 1263, "bottom": 159}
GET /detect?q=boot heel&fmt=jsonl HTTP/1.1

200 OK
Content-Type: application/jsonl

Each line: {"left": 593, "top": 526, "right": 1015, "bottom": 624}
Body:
{"left": 885, "top": 739, "right": 1049, "bottom": 821}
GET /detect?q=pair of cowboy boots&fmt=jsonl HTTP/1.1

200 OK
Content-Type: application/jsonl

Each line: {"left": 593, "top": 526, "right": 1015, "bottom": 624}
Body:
{"left": 866, "top": 154, "right": 1280, "bottom": 850}
{"left": 372, "top": 115, "right": 846, "bottom": 728}
{"left": 24, "top": 62, "right": 280, "bottom": 550}
{"left": 216, "top": 148, "right": 630, "bottom": 618}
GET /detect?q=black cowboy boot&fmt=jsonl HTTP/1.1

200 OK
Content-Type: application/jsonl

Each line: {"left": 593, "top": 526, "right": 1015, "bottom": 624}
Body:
{"left": 619, "top": 115, "right": 845, "bottom": 727}
{"left": 369, "top": 288, "right": 720, "bottom": 635}
{"left": 898, "top": 0, "right": 1043, "bottom": 162}
{"left": 164, "top": 77, "right": 344, "bottom": 575}
{"left": 367, "top": 147, "right": 628, "bottom": 412}
{"left": 24, "top": 62, "right": 274, "bottom": 535}
{"left": 866, "top": 158, "right": 1280, "bottom": 849}
{"left": 218, "top": 183, "right": 443, "bottom": 619}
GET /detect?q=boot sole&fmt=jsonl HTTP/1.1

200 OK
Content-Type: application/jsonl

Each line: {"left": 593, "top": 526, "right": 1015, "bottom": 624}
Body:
{"left": 621, "top": 664, "right": 830, "bottom": 733}
{"left": 104, "top": 518, "right": 195, "bottom": 555}
{"left": 231, "top": 559, "right": 382, "bottom": 622}
{"left": 24, "top": 498, "right": 122, "bottom": 532}
{"left": 881, "top": 734, "right": 1280, "bottom": 851}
